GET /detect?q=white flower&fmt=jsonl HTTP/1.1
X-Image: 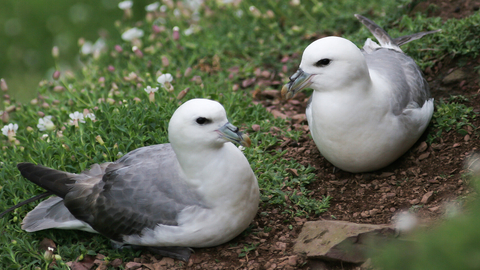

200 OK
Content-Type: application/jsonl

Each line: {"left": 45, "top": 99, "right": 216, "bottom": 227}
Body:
{"left": 84, "top": 112, "right": 96, "bottom": 121}
{"left": 144, "top": 86, "right": 159, "bottom": 94}
{"left": 37, "top": 115, "right": 56, "bottom": 131}
{"left": 184, "top": 25, "right": 199, "bottom": 36}
{"left": 157, "top": 73, "right": 174, "bottom": 92}
{"left": 121, "top": 27, "right": 144, "bottom": 41}
{"left": 69, "top": 111, "right": 85, "bottom": 126}
{"left": 118, "top": 1, "right": 133, "bottom": 10}
{"left": 160, "top": 5, "right": 167, "bottom": 12}
{"left": 145, "top": 2, "right": 160, "bottom": 12}
{"left": 81, "top": 38, "right": 106, "bottom": 55}
{"left": 235, "top": 9, "right": 243, "bottom": 18}
{"left": 2, "top": 123, "right": 18, "bottom": 137}
{"left": 2, "top": 123, "right": 18, "bottom": 142}
{"left": 81, "top": 41, "right": 93, "bottom": 55}
{"left": 157, "top": 73, "right": 173, "bottom": 84}
{"left": 184, "top": 0, "right": 203, "bottom": 12}
{"left": 173, "top": 8, "right": 181, "bottom": 17}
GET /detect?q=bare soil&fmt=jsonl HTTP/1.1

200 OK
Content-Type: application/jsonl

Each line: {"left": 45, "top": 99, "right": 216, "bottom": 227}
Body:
{"left": 74, "top": 1, "right": 480, "bottom": 269}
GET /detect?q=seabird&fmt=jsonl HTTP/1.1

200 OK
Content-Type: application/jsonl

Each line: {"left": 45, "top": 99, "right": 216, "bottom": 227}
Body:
{"left": 282, "top": 14, "right": 438, "bottom": 173}
{"left": 3, "top": 98, "right": 259, "bottom": 260}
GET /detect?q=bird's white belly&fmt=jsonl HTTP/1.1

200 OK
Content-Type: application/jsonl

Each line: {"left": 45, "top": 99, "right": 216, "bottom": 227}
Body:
{"left": 308, "top": 96, "right": 420, "bottom": 173}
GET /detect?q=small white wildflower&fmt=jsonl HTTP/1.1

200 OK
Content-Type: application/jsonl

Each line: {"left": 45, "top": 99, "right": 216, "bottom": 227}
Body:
{"left": 144, "top": 86, "right": 159, "bottom": 94}
{"left": 235, "top": 9, "right": 243, "bottom": 18}
{"left": 173, "top": 8, "right": 181, "bottom": 17}
{"left": 121, "top": 28, "right": 144, "bottom": 41}
{"left": 145, "top": 2, "right": 160, "bottom": 12}
{"left": 157, "top": 73, "right": 173, "bottom": 84}
{"left": 145, "top": 86, "right": 159, "bottom": 102}
{"left": 118, "top": 0, "right": 133, "bottom": 10}
{"left": 2, "top": 123, "right": 18, "bottom": 142}
{"left": 290, "top": 0, "right": 300, "bottom": 6}
{"left": 69, "top": 111, "right": 85, "bottom": 127}
{"left": 84, "top": 112, "right": 96, "bottom": 121}
{"left": 93, "top": 38, "right": 106, "bottom": 52}
{"left": 81, "top": 38, "right": 106, "bottom": 55}
{"left": 157, "top": 73, "right": 174, "bottom": 92}
{"left": 184, "top": 25, "right": 196, "bottom": 36}
{"left": 37, "top": 115, "right": 56, "bottom": 131}
{"left": 184, "top": 0, "right": 203, "bottom": 12}
{"left": 81, "top": 41, "right": 93, "bottom": 55}
{"left": 160, "top": 5, "right": 167, "bottom": 12}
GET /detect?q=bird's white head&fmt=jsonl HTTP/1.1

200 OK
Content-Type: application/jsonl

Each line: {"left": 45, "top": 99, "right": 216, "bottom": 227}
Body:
{"left": 282, "top": 36, "right": 369, "bottom": 99}
{"left": 168, "top": 99, "right": 251, "bottom": 151}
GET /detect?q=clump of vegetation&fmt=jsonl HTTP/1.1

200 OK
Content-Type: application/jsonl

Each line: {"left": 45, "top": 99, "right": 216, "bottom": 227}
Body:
{"left": 371, "top": 170, "right": 480, "bottom": 270}
{"left": 427, "top": 96, "right": 477, "bottom": 143}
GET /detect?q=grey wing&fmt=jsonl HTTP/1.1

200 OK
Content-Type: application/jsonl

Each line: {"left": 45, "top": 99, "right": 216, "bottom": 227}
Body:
{"left": 364, "top": 49, "right": 431, "bottom": 115}
{"left": 355, "top": 14, "right": 400, "bottom": 51}
{"left": 64, "top": 144, "right": 206, "bottom": 241}
{"left": 393, "top": 30, "right": 441, "bottom": 46}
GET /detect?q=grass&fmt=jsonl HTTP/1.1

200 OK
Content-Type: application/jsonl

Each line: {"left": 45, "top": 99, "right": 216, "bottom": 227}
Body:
{"left": 427, "top": 96, "right": 477, "bottom": 143}
{"left": 0, "top": 0, "right": 479, "bottom": 269}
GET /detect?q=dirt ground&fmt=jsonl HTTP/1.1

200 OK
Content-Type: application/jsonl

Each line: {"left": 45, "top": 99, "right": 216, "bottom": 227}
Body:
{"left": 72, "top": 1, "right": 480, "bottom": 269}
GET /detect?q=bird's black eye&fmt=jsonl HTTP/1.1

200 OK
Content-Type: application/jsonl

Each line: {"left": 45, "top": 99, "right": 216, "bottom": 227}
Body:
{"left": 196, "top": 117, "right": 210, "bottom": 125}
{"left": 315, "top": 58, "right": 331, "bottom": 67}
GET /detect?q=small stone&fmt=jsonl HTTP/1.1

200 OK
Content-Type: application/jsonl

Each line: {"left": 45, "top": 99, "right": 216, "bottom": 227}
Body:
{"left": 274, "top": 242, "right": 287, "bottom": 251}
{"left": 287, "top": 255, "right": 298, "bottom": 266}
{"left": 110, "top": 258, "right": 122, "bottom": 267}
{"left": 418, "top": 152, "right": 430, "bottom": 161}
{"left": 125, "top": 262, "right": 142, "bottom": 270}
{"left": 416, "top": 141, "right": 428, "bottom": 152}
{"left": 252, "top": 124, "right": 261, "bottom": 132}
{"left": 442, "top": 69, "right": 467, "bottom": 85}
{"left": 379, "top": 172, "right": 394, "bottom": 178}
{"left": 409, "top": 199, "right": 420, "bottom": 205}
{"left": 160, "top": 257, "right": 174, "bottom": 266}
{"left": 421, "top": 191, "right": 434, "bottom": 204}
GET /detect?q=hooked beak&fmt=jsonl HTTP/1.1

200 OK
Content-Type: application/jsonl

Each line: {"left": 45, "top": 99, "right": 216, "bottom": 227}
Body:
{"left": 217, "top": 122, "right": 252, "bottom": 147}
{"left": 281, "top": 68, "right": 314, "bottom": 99}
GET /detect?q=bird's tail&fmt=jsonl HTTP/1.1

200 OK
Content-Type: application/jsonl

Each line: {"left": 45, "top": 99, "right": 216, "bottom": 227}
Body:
{"left": 354, "top": 14, "right": 440, "bottom": 52}
{"left": 17, "top": 162, "right": 76, "bottom": 198}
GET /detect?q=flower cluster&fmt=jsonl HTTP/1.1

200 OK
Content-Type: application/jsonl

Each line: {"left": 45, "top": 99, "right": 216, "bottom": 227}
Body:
{"left": 69, "top": 111, "right": 96, "bottom": 127}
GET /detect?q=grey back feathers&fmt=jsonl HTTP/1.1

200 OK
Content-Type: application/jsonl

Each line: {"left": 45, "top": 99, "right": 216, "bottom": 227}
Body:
{"left": 355, "top": 14, "right": 435, "bottom": 115}
{"left": 19, "top": 144, "right": 207, "bottom": 241}
{"left": 364, "top": 49, "right": 430, "bottom": 115}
